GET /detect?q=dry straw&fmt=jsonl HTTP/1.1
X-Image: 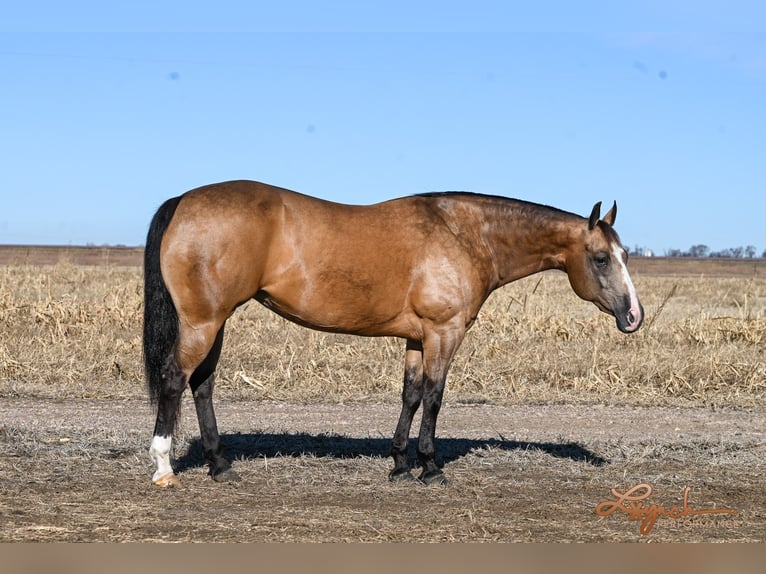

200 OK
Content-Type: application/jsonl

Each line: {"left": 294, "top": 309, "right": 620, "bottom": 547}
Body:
{"left": 0, "top": 261, "right": 764, "bottom": 408}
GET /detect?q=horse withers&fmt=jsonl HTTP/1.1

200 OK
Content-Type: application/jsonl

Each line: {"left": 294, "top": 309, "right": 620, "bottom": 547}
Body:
{"left": 143, "top": 180, "right": 643, "bottom": 487}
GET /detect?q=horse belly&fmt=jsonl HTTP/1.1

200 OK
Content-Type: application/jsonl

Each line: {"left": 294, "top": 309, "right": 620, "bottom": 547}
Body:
{"left": 255, "top": 272, "right": 415, "bottom": 337}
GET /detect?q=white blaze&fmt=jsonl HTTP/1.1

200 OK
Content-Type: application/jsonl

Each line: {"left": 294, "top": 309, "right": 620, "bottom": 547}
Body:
{"left": 612, "top": 242, "right": 641, "bottom": 329}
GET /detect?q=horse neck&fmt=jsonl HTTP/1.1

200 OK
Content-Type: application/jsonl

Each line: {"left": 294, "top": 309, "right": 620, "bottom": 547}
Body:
{"left": 480, "top": 201, "right": 582, "bottom": 287}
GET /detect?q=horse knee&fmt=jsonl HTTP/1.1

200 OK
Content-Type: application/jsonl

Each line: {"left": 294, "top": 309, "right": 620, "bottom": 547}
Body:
{"left": 402, "top": 368, "right": 424, "bottom": 404}
{"left": 422, "top": 380, "right": 445, "bottom": 414}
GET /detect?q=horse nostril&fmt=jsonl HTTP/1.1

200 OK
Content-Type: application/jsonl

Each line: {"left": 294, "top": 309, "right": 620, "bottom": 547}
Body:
{"left": 627, "top": 311, "right": 635, "bottom": 324}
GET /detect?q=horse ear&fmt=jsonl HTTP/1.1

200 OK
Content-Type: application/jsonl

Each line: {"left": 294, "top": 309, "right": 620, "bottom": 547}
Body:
{"left": 588, "top": 202, "right": 602, "bottom": 230}
{"left": 602, "top": 201, "right": 617, "bottom": 226}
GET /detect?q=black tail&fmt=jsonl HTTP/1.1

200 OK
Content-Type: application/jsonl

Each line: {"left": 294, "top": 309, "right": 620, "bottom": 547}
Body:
{"left": 143, "top": 196, "right": 182, "bottom": 405}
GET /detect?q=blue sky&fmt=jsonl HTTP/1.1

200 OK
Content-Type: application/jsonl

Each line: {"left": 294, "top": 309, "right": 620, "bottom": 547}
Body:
{"left": 1, "top": 2, "right": 764, "bottom": 254}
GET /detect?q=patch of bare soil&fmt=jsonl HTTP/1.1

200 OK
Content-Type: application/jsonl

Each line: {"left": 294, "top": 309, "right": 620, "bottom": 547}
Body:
{"left": 1, "top": 398, "right": 763, "bottom": 542}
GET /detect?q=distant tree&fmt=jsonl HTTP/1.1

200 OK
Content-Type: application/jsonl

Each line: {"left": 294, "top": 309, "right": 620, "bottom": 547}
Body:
{"left": 688, "top": 244, "right": 709, "bottom": 258}
{"left": 665, "top": 245, "right": 762, "bottom": 258}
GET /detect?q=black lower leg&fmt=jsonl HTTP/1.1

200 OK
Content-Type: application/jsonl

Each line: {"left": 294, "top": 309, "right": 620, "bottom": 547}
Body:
{"left": 192, "top": 373, "right": 236, "bottom": 480}
{"left": 416, "top": 376, "right": 447, "bottom": 485}
{"left": 153, "top": 354, "right": 186, "bottom": 438}
{"left": 390, "top": 363, "right": 423, "bottom": 481}
{"left": 188, "top": 325, "right": 238, "bottom": 482}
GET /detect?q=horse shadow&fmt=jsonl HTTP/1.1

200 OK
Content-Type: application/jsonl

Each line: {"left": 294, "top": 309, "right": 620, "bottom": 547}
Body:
{"left": 175, "top": 432, "right": 607, "bottom": 474}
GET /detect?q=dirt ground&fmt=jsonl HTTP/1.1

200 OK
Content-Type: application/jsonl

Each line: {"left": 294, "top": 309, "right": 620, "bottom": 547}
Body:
{"left": 1, "top": 397, "right": 763, "bottom": 542}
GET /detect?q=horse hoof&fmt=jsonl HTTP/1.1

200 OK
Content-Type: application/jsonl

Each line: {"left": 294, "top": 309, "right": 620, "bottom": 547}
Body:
{"left": 389, "top": 469, "right": 417, "bottom": 483}
{"left": 153, "top": 472, "right": 181, "bottom": 488}
{"left": 419, "top": 470, "right": 448, "bottom": 486}
{"left": 213, "top": 468, "right": 241, "bottom": 483}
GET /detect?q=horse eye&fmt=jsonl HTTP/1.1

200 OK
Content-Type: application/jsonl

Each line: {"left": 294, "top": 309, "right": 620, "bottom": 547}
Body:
{"left": 594, "top": 254, "right": 609, "bottom": 268}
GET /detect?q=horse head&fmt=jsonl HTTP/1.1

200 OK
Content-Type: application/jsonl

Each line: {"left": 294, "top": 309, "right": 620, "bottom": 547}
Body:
{"left": 565, "top": 201, "right": 644, "bottom": 333}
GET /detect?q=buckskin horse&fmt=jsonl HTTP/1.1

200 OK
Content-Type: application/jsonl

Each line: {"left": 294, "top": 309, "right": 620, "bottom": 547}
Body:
{"left": 143, "top": 180, "right": 643, "bottom": 487}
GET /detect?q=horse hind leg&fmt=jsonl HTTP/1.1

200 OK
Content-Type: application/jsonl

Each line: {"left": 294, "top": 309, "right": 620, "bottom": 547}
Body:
{"left": 190, "top": 324, "right": 240, "bottom": 482}
{"left": 149, "top": 353, "right": 185, "bottom": 488}
{"left": 149, "top": 318, "right": 227, "bottom": 487}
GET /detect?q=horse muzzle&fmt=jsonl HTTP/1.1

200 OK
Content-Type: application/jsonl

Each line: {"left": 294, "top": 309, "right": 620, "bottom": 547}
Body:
{"left": 615, "top": 301, "right": 644, "bottom": 334}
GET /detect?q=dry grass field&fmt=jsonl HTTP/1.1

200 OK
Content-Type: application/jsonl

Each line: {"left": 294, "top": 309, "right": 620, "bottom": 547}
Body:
{"left": 0, "top": 247, "right": 764, "bottom": 542}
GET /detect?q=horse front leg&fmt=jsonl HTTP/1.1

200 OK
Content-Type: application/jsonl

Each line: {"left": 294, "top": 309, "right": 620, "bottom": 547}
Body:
{"left": 389, "top": 340, "right": 424, "bottom": 482}
{"left": 415, "top": 326, "right": 464, "bottom": 485}
{"left": 416, "top": 373, "right": 448, "bottom": 485}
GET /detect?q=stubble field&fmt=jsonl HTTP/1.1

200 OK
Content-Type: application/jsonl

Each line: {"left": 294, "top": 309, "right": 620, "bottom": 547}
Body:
{"left": 0, "top": 248, "right": 764, "bottom": 542}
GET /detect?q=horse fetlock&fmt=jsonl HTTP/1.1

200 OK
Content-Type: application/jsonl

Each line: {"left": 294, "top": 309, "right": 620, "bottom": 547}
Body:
{"left": 149, "top": 434, "right": 175, "bottom": 484}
